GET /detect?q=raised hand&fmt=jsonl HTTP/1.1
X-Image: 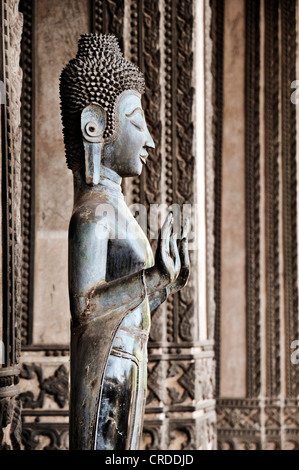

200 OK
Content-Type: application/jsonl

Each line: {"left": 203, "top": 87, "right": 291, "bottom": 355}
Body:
{"left": 166, "top": 218, "right": 190, "bottom": 296}
{"left": 145, "top": 212, "right": 181, "bottom": 293}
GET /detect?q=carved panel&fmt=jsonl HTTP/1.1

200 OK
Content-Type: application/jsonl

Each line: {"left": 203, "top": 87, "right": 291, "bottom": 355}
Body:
{"left": 22, "top": 423, "right": 69, "bottom": 450}
{"left": 173, "top": 0, "right": 196, "bottom": 344}
{"left": 19, "top": 0, "right": 34, "bottom": 346}
{"left": 168, "top": 421, "right": 197, "bottom": 450}
{"left": 19, "top": 363, "right": 68, "bottom": 410}
{"left": 283, "top": 399, "right": 299, "bottom": 450}
{"left": 280, "top": 0, "right": 299, "bottom": 398}
{"left": 19, "top": 352, "right": 69, "bottom": 450}
{"left": 217, "top": 399, "right": 261, "bottom": 450}
{"left": 141, "top": 421, "right": 165, "bottom": 450}
{"left": 245, "top": 0, "right": 261, "bottom": 398}
{"left": 217, "top": 398, "right": 299, "bottom": 450}
{"left": 0, "top": 0, "right": 23, "bottom": 450}
{"left": 145, "top": 346, "right": 216, "bottom": 450}
{"left": 91, "top": 0, "right": 124, "bottom": 52}
{"left": 2, "top": 0, "right": 23, "bottom": 367}
{"left": 147, "top": 360, "right": 166, "bottom": 407}
{"left": 210, "top": 0, "right": 224, "bottom": 397}
{"left": 264, "top": 0, "right": 281, "bottom": 398}
{"left": 142, "top": 416, "right": 217, "bottom": 451}
{"left": 204, "top": 0, "right": 216, "bottom": 340}
{"left": 167, "top": 361, "right": 195, "bottom": 404}
{"left": 0, "top": 397, "right": 22, "bottom": 450}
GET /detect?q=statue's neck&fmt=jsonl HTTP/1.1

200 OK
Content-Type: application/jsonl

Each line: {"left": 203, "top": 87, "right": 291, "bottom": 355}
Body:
{"left": 73, "top": 166, "right": 123, "bottom": 202}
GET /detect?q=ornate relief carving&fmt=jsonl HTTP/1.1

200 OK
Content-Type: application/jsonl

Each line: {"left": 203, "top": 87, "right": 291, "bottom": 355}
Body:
{"left": 196, "top": 356, "right": 215, "bottom": 401}
{"left": 91, "top": 0, "right": 104, "bottom": 35}
{"left": 210, "top": 0, "right": 224, "bottom": 397}
{"left": 19, "top": 0, "right": 34, "bottom": 346}
{"left": 167, "top": 361, "right": 195, "bottom": 404}
{"left": 168, "top": 423, "right": 196, "bottom": 450}
{"left": 245, "top": 0, "right": 261, "bottom": 398}
{"left": 22, "top": 423, "right": 69, "bottom": 450}
{"left": 146, "top": 353, "right": 215, "bottom": 414}
{"left": 264, "top": 0, "right": 281, "bottom": 398}
{"left": 264, "top": 405, "right": 281, "bottom": 429}
{"left": 141, "top": 422, "right": 164, "bottom": 450}
{"left": 217, "top": 399, "right": 299, "bottom": 450}
{"left": 2, "top": 0, "right": 23, "bottom": 365}
{"left": 92, "top": 0, "right": 124, "bottom": 51}
{"left": 141, "top": 0, "right": 161, "bottom": 211}
{"left": 0, "top": 0, "right": 23, "bottom": 450}
{"left": 284, "top": 404, "right": 299, "bottom": 429}
{"left": 216, "top": 401, "right": 260, "bottom": 431}
{"left": 174, "top": 0, "right": 196, "bottom": 344}
{"left": 0, "top": 397, "right": 22, "bottom": 450}
{"left": 204, "top": 0, "right": 216, "bottom": 340}
{"left": 178, "top": 284, "right": 195, "bottom": 342}
{"left": 217, "top": 399, "right": 261, "bottom": 450}
{"left": 105, "top": 0, "right": 124, "bottom": 50}
{"left": 147, "top": 360, "right": 165, "bottom": 406}
{"left": 282, "top": 399, "right": 299, "bottom": 449}
{"left": 280, "top": 0, "right": 299, "bottom": 398}
{"left": 19, "top": 363, "right": 68, "bottom": 410}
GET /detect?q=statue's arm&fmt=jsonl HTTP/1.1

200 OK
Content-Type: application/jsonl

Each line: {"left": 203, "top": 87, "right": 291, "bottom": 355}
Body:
{"left": 88, "top": 269, "right": 148, "bottom": 321}
{"left": 148, "top": 289, "right": 167, "bottom": 313}
{"left": 69, "top": 211, "right": 181, "bottom": 325}
{"left": 69, "top": 218, "right": 149, "bottom": 324}
{"left": 89, "top": 222, "right": 182, "bottom": 320}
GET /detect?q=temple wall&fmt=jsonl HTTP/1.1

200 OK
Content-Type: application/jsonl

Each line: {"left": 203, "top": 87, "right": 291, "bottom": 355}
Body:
{"left": 15, "top": 0, "right": 217, "bottom": 450}
{"left": 1, "top": 0, "right": 298, "bottom": 451}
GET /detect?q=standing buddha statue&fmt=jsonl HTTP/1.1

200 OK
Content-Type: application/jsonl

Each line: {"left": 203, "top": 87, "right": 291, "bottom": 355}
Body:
{"left": 59, "top": 34, "right": 190, "bottom": 450}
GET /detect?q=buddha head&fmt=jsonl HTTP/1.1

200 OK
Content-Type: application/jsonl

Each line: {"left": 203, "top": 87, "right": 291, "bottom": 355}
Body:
{"left": 60, "top": 34, "right": 154, "bottom": 184}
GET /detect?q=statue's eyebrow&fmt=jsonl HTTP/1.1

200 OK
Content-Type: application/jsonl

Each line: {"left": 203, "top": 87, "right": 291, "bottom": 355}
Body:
{"left": 125, "top": 107, "right": 144, "bottom": 118}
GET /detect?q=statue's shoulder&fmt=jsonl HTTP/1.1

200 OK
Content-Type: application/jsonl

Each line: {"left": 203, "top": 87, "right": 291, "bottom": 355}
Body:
{"left": 69, "top": 194, "right": 116, "bottom": 237}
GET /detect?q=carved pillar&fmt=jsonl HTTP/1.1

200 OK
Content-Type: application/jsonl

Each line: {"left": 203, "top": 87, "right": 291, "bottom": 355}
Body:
{"left": 0, "top": 0, "right": 23, "bottom": 450}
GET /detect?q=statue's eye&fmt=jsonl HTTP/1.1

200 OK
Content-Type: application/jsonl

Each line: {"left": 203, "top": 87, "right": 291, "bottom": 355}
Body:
{"left": 130, "top": 120, "right": 144, "bottom": 132}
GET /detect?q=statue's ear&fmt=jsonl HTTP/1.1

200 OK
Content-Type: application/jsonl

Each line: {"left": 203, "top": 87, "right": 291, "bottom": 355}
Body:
{"left": 81, "top": 104, "right": 106, "bottom": 185}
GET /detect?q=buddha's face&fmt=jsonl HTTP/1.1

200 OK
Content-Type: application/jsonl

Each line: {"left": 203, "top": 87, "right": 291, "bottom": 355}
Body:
{"left": 102, "top": 92, "right": 155, "bottom": 177}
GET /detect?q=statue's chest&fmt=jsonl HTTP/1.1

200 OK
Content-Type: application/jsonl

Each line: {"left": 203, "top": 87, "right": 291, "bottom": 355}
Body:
{"left": 106, "top": 199, "right": 154, "bottom": 282}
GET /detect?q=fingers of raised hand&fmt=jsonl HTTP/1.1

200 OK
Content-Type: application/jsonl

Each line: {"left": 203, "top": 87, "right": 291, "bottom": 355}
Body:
{"left": 179, "top": 237, "right": 190, "bottom": 270}
{"left": 170, "top": 233, "right": 181, "bottom": 280}
{"left": 181, "top": 217, "right": 190, "bottom": 240}
{"left": 161, "top": 211, "right": 173, "bottom": 240}
{"left": 159, "top": 212, "right": 172, "bottom": 261}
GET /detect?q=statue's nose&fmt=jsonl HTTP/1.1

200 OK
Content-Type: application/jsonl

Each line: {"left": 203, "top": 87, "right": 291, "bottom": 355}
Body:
{"left": 145, "top": 126, "right": 155, "bottom": 149}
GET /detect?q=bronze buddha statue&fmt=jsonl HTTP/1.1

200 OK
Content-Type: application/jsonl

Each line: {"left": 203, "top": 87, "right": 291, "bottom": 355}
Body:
{"left": 60, "top": 34, "right": 190, "bottom": 450}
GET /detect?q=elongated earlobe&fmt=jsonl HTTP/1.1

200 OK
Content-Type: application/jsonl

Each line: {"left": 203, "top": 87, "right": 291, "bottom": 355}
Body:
{"left": 81, "top": 104, "right": 106, "bottom": 185}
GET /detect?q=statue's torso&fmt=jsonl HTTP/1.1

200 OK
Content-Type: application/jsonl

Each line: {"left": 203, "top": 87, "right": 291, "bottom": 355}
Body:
{"left": 69, "top": 170, "right": 154, "bottom": 322}
{"left": 103, "top": 191, "right": 153, "bottom": 351}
